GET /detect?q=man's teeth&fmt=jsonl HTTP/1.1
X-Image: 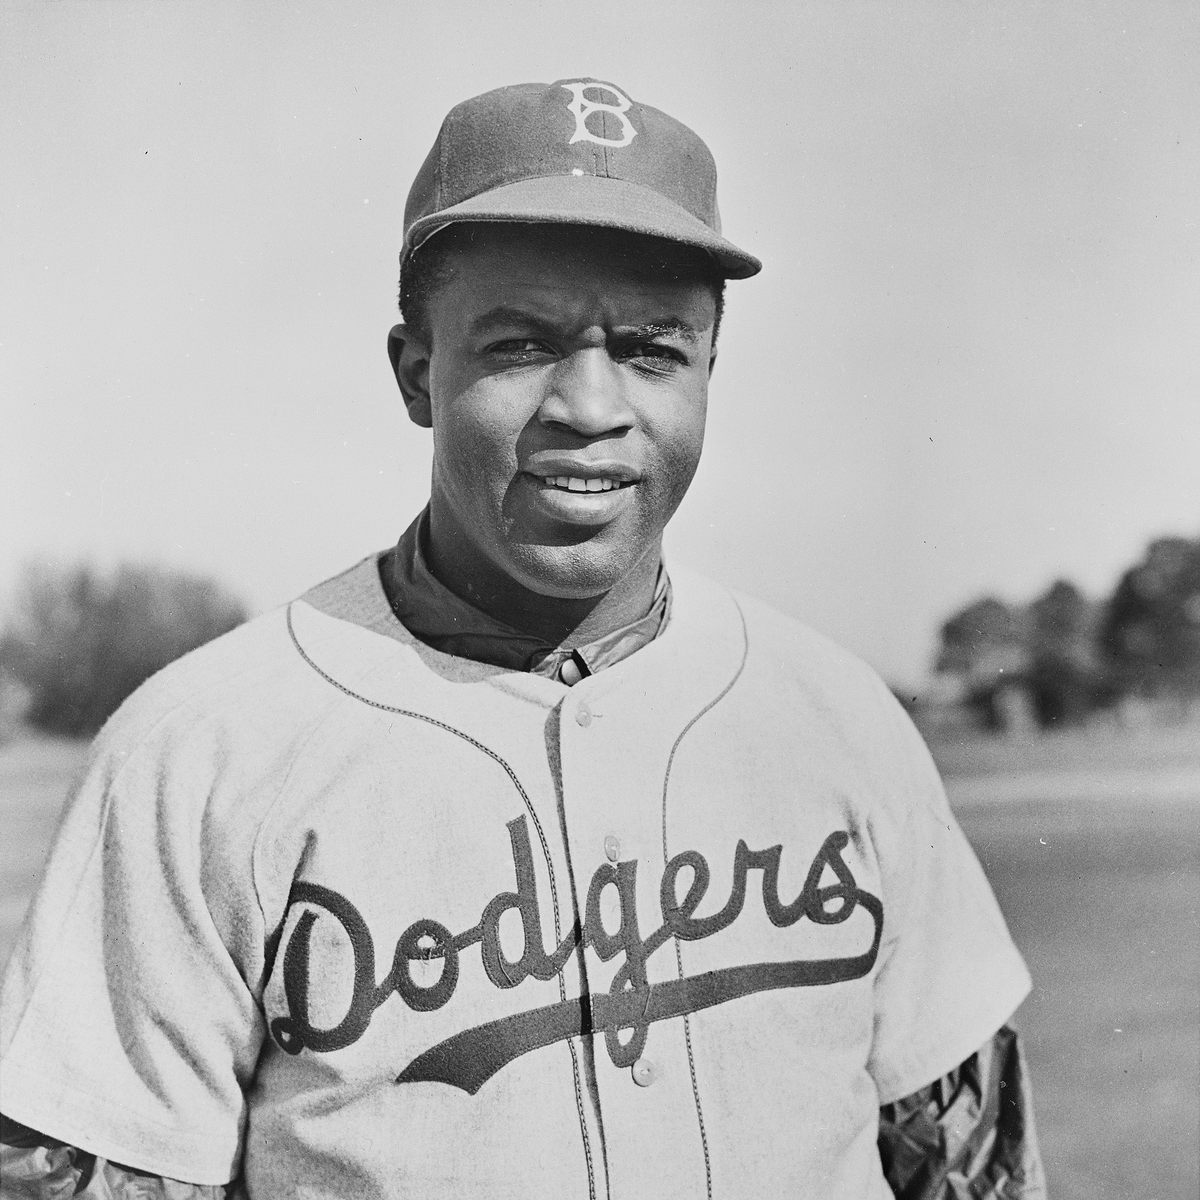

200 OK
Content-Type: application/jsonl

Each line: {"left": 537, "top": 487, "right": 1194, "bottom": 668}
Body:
{"left": 544, "top": 476, "right": 624, "bottom": 493}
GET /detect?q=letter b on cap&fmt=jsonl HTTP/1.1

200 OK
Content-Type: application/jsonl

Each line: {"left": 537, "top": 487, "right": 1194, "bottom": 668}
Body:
{"left": 562, "top": 81, "right": 638, "bottom": 148}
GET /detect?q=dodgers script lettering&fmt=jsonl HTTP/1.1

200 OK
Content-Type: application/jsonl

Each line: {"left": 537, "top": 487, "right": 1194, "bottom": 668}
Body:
{"left": 269, "top": 819, "right": 883, "bottom": 1093}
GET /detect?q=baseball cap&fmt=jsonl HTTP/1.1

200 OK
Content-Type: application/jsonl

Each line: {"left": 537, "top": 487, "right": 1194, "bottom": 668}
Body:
{"left": 401, "top": 79, "right": 761, "bottom": 281}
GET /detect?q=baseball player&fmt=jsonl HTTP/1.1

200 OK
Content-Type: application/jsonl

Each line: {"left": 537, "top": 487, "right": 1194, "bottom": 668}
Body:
{"left": 0, "top": 81, "right": 1044, "bottom": 1198}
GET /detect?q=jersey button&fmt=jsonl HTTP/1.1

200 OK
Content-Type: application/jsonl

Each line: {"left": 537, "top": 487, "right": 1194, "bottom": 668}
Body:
{"left": 632, "top": 1058, "right": 657, "bottom": 1087}
{"left": 604, "top": 835, "right": 621, "bottom": 862}
{"left": 574, "top": 704, "right": 593, "bottom": 728}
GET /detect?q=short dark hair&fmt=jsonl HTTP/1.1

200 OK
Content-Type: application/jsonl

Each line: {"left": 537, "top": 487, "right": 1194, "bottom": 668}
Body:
{"left": 399, "top": 223, "right": 727, "bottom": 348}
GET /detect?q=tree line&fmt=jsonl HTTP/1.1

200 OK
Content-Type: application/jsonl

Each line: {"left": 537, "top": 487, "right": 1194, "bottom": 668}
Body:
{"left": 936, "top": 534, "right": 1200, "bottom": 730}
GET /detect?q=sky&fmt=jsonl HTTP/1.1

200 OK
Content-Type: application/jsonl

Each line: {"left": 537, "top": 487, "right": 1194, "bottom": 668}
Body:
{"left": 3, "top": 0, "right": 1198, "bottom": 684}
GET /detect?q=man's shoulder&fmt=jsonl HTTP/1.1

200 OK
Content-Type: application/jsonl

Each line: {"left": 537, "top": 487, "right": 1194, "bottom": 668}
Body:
{"left": 666, "top": 565, "right": 929, "bottom": 774}
{"left": 669, "top": 564, "right": 892, "bottom": 704}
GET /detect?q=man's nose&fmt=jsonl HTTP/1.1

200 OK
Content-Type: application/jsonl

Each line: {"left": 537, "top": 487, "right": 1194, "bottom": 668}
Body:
{"left": 537, "top": 348, "right": 635, "bottom": 437}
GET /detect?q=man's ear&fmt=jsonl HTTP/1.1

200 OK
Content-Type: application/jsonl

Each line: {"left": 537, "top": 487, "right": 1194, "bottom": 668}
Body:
{"left": 388, "top": 324, "right": 432, "bottom": 428}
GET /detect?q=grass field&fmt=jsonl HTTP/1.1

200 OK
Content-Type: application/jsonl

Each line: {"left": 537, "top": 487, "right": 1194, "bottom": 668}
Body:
{"left": 933, "top": 722, "right": 1200, "bottom": 1200}
{"left": 1, "top": 726, "right": 1197, "bottom": 1198}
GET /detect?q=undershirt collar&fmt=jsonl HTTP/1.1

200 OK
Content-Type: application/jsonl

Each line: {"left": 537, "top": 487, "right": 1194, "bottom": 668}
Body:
{"left": 381, "top": 508, "right": 672, "bottom": 685}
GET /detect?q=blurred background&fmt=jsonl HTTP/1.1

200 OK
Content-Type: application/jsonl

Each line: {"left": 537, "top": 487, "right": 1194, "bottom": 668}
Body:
{"left": 2, "top": 2, "right": 1197, "bottom": 1196}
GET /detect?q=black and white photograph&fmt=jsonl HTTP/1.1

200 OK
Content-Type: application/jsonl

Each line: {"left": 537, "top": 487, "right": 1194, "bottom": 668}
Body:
{"left": 1, "top": 3, "right": 1197, "bottom": 1198}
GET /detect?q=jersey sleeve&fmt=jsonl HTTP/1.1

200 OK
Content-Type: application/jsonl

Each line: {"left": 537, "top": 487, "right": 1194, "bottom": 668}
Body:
{"left": 0, "top": 692, "right": 269, "bottom": 1186}
{"left": 865, "top": 690, "right": 1031, "bottom": 1105}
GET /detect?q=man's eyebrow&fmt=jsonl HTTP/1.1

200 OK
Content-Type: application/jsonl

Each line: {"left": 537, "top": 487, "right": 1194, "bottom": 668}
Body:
{"left": 469, "top": 308, "right": 700, "bottom": 345}
{"left": 620, "top": 320, "right": 700, "bottom": 345}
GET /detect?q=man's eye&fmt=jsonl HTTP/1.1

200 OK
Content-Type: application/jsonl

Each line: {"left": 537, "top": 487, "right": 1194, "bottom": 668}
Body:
{"left": 624, "top": 343, "right": 686, "bottom": 370}
{"left": 489, "top": 339, "right": 549, "bottom": 361}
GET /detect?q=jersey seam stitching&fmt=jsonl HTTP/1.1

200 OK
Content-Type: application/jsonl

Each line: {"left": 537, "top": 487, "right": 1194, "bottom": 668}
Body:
{"left": 659, "top": 594, "right": 750, "bottom": 1200}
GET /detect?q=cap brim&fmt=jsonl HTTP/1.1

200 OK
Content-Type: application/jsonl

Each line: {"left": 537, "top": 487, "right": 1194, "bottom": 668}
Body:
{"left": 404, "top": 174, "right": 761, "bottom": 280}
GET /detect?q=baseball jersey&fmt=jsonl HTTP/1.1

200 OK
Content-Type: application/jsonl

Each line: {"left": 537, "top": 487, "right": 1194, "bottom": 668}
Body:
{"left": 0, "top": 555, "right": 1030, "bottom": 1199}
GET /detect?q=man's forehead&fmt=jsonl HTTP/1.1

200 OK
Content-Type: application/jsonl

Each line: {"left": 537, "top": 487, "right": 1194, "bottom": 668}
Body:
{"left": 445, "top": 241, "right": 718, "bottom": 335}
{"left": 407, "top": 221, "right": 723, "bottom": 343}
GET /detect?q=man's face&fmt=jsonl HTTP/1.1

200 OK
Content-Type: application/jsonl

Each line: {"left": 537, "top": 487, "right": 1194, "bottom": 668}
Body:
{"left": 403, "top": 225, "right": 718, "bottom": 607}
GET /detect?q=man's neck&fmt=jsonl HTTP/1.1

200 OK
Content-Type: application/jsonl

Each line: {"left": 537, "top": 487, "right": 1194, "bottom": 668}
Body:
{"left": 423, "top": 521, "right": 662, "bottom": 648}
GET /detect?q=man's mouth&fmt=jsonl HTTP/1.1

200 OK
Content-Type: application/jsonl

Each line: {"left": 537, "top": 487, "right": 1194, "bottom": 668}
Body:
{"left": 521, "top": 467, "right": 639, "bottom": 526}
{"left": 541, "top": 476, "right": 633, "bottom": 494}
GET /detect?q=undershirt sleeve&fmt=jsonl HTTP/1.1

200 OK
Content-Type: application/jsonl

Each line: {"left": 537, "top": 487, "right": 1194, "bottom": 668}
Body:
{"left": 865, "top": 692, "right": 1031, "bottom": 1104}
{"left": 0, "top": 1115, "right": 233, "bottom": 1199}
{"left": 878, "top": 1026, "right": 1047, "bottom": 1199}
{"left": 0, "top": 705, "right": 267, "bottom": 1186}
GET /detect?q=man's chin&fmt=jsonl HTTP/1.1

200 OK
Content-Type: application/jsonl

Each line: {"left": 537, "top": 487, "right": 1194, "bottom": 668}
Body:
{"left": 504, "top": 541, "right": 656, "bottom": 602}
